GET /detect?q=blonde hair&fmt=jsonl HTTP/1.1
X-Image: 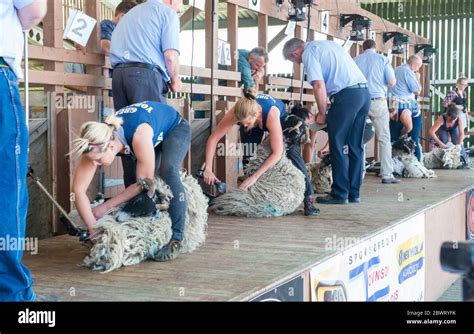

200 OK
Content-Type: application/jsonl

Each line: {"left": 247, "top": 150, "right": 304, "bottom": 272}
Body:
{"left": 457, "top": 74, "right": 468, "bottom": 84}
{"left": 234, "top": 88, "right": 260, "bottom": 122}
{"left": 69, "top": 115, "right": 123, "bottom": 157}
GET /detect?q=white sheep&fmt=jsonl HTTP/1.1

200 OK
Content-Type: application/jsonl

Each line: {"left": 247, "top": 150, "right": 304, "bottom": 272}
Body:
{"left": 71, "top": 173, "right": 208, "bottom": 273}
{"left": 211, "top": 138, "right": 305, "bottom": 217}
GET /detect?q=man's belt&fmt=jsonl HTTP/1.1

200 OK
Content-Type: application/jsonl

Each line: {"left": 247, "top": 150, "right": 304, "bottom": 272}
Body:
{"left": 114, "top": 62, "right": 159, "bottom": 72}
{"left": 346, "top": 83, "right": 368, "bottom": 89}
{"left": 114, "top": 62, "right": 170, "bottom": 85}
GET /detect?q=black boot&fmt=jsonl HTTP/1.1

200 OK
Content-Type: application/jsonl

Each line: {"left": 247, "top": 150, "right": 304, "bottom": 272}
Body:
{"left": 304, "top": 197, "right": 320, "bottom": 216}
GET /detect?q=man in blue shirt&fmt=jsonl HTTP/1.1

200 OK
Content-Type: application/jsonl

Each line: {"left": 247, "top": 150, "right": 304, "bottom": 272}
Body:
{"left": 110, "top": 0, "right": 182, "bottom": 108}
{"left": 100, "top": 1, "right": 137, "bottom": 56}
{"left": 354, "top": 39, "right": 400, "bottom": 184}
{"left": 237, "top": 47, "right": 268, "bottom": 89}
{"left": 283, "top": 38, "right": 370, "bottom": 205}
{"left": 0, "top": 0, "right": 46, "bottom": 301}
{"left": 390, "top": 55, "right": 423, "bottom": 160}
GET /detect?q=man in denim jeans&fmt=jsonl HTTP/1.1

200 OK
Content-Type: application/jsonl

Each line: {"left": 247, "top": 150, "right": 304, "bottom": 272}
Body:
{"left": 0, "top": 0, "right": 47, "bottom": 301}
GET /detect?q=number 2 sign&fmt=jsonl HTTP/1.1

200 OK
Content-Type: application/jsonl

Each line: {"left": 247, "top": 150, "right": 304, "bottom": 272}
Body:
{"left": 63, "top": 9, "right": 97, "bottom": 47}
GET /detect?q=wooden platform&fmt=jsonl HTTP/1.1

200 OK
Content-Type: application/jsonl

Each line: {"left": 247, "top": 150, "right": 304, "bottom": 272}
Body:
{"left": 23, "top": 170, "right": 474, "bottom": 301}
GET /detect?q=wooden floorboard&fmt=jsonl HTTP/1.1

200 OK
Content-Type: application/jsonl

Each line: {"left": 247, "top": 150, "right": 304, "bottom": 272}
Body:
{"left": 23, "top": 170, "right": 474, "bottom": 301}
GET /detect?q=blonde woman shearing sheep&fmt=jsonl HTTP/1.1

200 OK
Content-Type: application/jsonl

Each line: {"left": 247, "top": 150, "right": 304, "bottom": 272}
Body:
{"left": 204, "top": 89, "right": 320, "bottom": 216}
{"left": 70, "top": 101, "right": 191, "bottom": 262}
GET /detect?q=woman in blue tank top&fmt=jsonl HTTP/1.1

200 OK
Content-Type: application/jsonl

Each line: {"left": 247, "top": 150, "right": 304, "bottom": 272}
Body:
{"left": 429, "top": 104, "right": 468, "bottom": 165}
{"left": 203, "top": 89, "right": 320, "bottom": 216}
{"left": 69, "top": 101, "right": 191, "bottom": 261}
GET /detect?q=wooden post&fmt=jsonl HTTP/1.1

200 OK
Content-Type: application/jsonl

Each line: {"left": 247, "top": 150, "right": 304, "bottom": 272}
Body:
{"left": 227, "top": 2, "right": 239, "bottom": 101}
{"left": 205, "top": 0, "right": 219, "bottom": 186}
{"left": 43, "top": 0, "right": 64, "bottom": 234}
{"left": 293, "top": 25, "right": 303, "bottom": 102}
{"left": 258, "top": 13, "right": 268, "bottom": 92}
{"left": 205, "top": 0, "right": 219, "bottom": 128}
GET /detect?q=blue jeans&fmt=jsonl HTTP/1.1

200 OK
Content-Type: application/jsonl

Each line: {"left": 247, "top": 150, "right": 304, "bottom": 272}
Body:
{"left": 327, "top": 87, "right": 371, "bottom": 200}
{"left": 122, "top": 120, "right": 191, "bottom": 241}
{"left": 0, "top": 67, "right": 35, "bottom": 301}
{"left": 411, "top": 115, "right": 422, "bottom": 161}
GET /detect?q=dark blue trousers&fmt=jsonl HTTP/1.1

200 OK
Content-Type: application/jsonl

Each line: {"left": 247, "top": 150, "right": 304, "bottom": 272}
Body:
{"left": 122, "top": 120, "right": 191, "bottom": 241}
{"left": 327, "top": 87, "right": 371, "bottom": 201}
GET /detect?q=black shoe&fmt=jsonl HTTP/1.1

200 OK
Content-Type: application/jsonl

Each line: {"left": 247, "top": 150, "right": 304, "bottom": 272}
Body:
{"left": 382, "top": 177, "right": 401, "bottom": 184}
{"left": 316, "top": 195, "right": 348, "bottom": 205}
{"left": 304, "top": 198, "right": 320, "bottom": 216}
{"left": 457, "top": 163, "right": 470, "bottom": 170}
{"left": 349, "top": 197, "right": 360, "bottom": 203}
{"left": 153, "top": 239, "right": 182, "bottom": 262}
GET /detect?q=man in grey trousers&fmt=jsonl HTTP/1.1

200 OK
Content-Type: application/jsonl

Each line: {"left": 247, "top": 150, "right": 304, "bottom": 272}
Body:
{"left": 354, "top": 39, "right": 400, "bottom": 184}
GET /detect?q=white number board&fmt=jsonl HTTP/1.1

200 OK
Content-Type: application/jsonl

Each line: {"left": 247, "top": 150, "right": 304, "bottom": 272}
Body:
{"left": 218, "top": 40, "right": 232, "bottom": 66}
{"left": 249, "top": 0, "right": 260, "bottom": 12}
{"left": 63, "top": 9, "right": 96, "bottom": 47}
{"left": 320, "top": 11, "right": 330, "bottom": 34}
{"left": 370, "top": 31, "right": 377, "bottom": 41}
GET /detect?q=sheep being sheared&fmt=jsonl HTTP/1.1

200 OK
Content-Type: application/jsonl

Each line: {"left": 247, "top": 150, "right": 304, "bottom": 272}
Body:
{"left": 423, "top": 145, "right": 463, "bottom": 169}
{"left": 71, "top": 173, "right": 208, "bottom": 273}
{"left": 307, "top": 154, "right": 332, "bottom": 194}
{"left": 211, "top": 136, "right": 305, "bottom": 217}
{"left": 391, "top": 136, "right": 436, "bottom": 178}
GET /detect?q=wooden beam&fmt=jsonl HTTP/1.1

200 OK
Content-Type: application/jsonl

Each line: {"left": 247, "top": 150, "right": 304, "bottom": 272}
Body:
{"left": 180, "top": 65, "right": 240, "bottom": 81}
{"left": 25, "top": 70, "right": 110, "bottom": 88}
{"left": 292, "top": 25, "right": 303, "bottom": 101}
{"left": 268, "top": 27, "right": 287, "bottom": 53}
{"left": 28, "top": 45, "right": 105, "bottom": 66}
{"left": 180, "top": 6, "right": 202, "bottom": 31}
{"left": 227, "top": 2, "right": 239, "bottom": 98}
{"left": 84, "top": 0, "right": 102, "bottom": 98}
{"left": 42, "top": 0, "right": 64, "bottom": 234}
{"left": 225, "top": 0, "right": 429, "bottom": 45}
{"left": 258, "top": 13, "right": 268, "bottom": 92}
{"left": 205, "top": 0, "right": 219, "bottom": 130}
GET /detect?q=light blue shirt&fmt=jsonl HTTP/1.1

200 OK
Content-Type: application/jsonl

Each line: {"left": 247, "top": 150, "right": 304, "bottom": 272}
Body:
{"left": 354, "top": 49, "right": 395, "bottom": 99}
{"left": 0, "top": 0, "right": 33, "bottom": 79}
{"left": 391, "top": 64, "right": 421, "bottom": 100}
{"left": 302, "top": 40, "right": 367, "bottom": 97}
{"left": 110, "top": 0, "right": 180, "bottom": 82}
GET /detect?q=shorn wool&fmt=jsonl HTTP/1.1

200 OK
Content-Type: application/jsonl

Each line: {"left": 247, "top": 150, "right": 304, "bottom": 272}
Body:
{"left": 71, "top": 173, "right": 208, "bottom": 273}
{"left": 423, "top": 145, "right": 463, "bottom": 169}
{"left": 211, "top": 138, "right": 305, "bottom": 217}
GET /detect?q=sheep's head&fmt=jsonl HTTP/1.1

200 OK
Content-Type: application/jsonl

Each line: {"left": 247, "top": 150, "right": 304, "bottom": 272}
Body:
{"left": 282, "top": 114, "right": 309, "bottom": 148}
{"left": 392, "top": 135, "right": 416, "bottom": 154}
{"left": 115, "top": 178, "right": 170, "bottom": 223}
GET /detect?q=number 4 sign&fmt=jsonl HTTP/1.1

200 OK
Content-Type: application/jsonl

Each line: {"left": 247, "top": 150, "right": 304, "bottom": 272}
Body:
{"left": 320, "top": 11, "right": 330, "bottom": 34}
{"left": 63, "top": 9, "right": 97, "bottom": 47}
{"left": 249, "top": 0, "right": 260, "bottom": 12}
